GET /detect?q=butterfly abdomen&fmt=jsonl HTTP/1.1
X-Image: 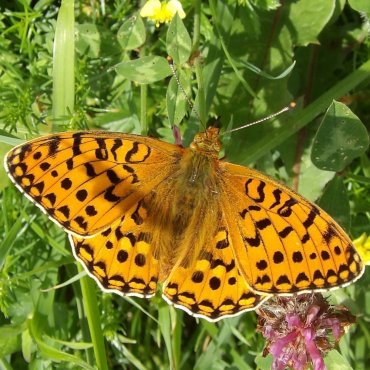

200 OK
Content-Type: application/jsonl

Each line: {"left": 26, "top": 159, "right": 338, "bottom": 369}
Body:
{"left": 151, "top": 148, "right": 222, "bottom": 280}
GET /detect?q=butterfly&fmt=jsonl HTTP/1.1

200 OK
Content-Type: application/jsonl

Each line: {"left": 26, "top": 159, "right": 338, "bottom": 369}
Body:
{"left": 5, "top": 127, "right": 364, "bottom": 321}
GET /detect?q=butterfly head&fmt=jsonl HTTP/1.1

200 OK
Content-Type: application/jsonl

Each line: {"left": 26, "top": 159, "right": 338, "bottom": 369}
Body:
{"left": 189, "top": 127, "right": 221, "bottom": 158}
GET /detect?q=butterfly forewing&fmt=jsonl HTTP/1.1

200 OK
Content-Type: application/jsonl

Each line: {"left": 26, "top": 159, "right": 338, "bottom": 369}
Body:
{"left": 222, "top": 162, "right": 364, "bottom": 295}
{"left": 5, "top": 132, "right": 181, "bottom": 236}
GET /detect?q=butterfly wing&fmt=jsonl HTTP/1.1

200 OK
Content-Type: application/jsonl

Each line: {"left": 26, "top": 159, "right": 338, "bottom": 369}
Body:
{"left": 162, "top": 212, "right": 268, "bottom": 321}
{"left": 221, "top": 162, "right": 364, "bottom": 295}
{"left": 70, "top": 197, "right": 159, "bottom": 297}
{"left": 5, "top": 131, "right": 182, "bottom": 236}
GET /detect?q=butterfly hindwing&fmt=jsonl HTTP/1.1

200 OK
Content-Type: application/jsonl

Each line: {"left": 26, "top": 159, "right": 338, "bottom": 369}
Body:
{"left": 222, "top": 162, "right": 364, "bottom": 295}
{"left": 5, "top": 131, "right": 181, "bottom": 236}
{"left": 70, "top": 198, "right": 159, "bottom": 297}
{"left": 163, "top": 214, "right": 268, "bottom": 321}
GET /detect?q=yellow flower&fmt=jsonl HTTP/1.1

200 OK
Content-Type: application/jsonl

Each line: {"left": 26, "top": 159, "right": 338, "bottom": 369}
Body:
{"left": 140, "top": 0, "right": 186, "bottom": 27}
{"left": 353, "top": 233, "right": 370, "bottom": 265}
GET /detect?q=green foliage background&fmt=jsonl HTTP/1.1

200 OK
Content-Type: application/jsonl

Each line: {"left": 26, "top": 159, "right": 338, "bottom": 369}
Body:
{"left": 0, "top": 0, "right": 370, "bottom": 369}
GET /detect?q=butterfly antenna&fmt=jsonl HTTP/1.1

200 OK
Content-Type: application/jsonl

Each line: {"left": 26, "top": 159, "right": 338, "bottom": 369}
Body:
{"left": 220, "top": 102, "right": 296, "bottom": 136}
{"left": 167, "top": 57, "right": 202, "bottom": 123}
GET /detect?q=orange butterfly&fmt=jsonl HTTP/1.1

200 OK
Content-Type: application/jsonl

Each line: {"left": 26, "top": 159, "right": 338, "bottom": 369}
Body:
{"left": 5, "top": 127, "right": 364, "bottom": 321}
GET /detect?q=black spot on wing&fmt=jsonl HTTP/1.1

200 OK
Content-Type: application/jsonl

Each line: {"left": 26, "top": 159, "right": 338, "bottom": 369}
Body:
{"left": 277, "top": 198, "right": 297, "bottom": 217}
{"left": 279, "top": 226, "right": 293, "bottom": 238}
{"left": 255, "top": 274, "right": 271, "bottom": 285}
{"left": 106, "top": 169, "right": 120, "bottom": 184}
{"left": 58, "top": 205, "right": 70, "bottom": 218}
{"left": 101, "top": 227, "right": 111, "bottom": 237}
{"left": 95, "top": 138, "right": 108, "bottom": 160}
{"left": 131, "top": 201, "right": 144, "bottom": 225}
{"left": 323, "top": 224, "right": 336, "bottom": 244}
{"left": 39, "top": 162, "right": 50, "bottom": 171}
{"left": 276, "top": 275, "right": 291, "bottom": 286}
{"left": 33, "top": 181, "right": 45, "bottom": 194}
{"left": 269, "top": 188, "right": 282, "bottom": 209}
{"left": 296, "top": 272, "right": 309, "bottom": 284}
{"left": 76, "top": 189, "right": 88, "bottom": 201}
{"left": 303, "top": 209, "right": 317, "bottom": 228}
{"left": 85, "top": 205, "right": 98, "bottom": 216}
{"left": 111, "top": 139, "right": 123, "bottom": 161}
{"left": 192, "top": 271, "right": 204, "bottom": 283}
{"left": 255, "top": 218, "right": 271, "bottom": 230}
{"left": 134, "top": 253, "right": 146, "bottom": 267}
{"left": 273, "top": 251, "right": 284, "bottom": 264}
{"left": 104, "top": 185, "right": 120, "bottom": 202}
{"left": 66, "top": 158, "right": 74, "bottom": 170}
{"left": 321, "top": 250, "right": 330, "bottom": 260}
{"left": 61, "top": 178, "right": 72, "bottom": 190}
{"left": 72, "top": 133, "right": 82, "bottom": 156}
{"left": 245, "top": 179, "right": 266, "bottom": 203}
{"left": 48, "top": 136, "right": 61, "bottom": 156}
{"left": 117, "top": 250, "right": 128, "bottom": 262}
{"left": 292, "top": 251, "right": 303, "bottom": 263}
{"left": 209, "top": 276, "right": 221, "bottom": 290}
{"left": 244, "top": 234, "right": 261, "bottom": 247}
{"left": 125, "top": 142, "right": 151, "bottom": 163}
{"left": 256, "top": 260, "right": 268, "bottom": 270}
{"left": 84, "top": 163, "right": 97, "bottom": 177}
{"left": 45, "top": 193, "right": 57, "bottom": 206}
{"left": 302, "top": 233, "right": 310, "bottom": 244}
{"left": 32, "top": 150, "right": 42, "bottom": 160}
{"left": 74, "top": 216, "right": 88, "bottom": 230}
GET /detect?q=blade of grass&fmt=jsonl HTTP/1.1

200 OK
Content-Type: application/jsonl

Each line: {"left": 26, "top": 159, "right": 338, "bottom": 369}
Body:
{"left": 78, "top": 265, "right": 109, "bottom": 370}
{"left": 29, "top": 313, "right": 96, "bottom": 370}
{"left": 52, "top": 0, "right": 75, "bottom": 127}
{"left": 52, "top": 2, "right": 108, "bottom": 368}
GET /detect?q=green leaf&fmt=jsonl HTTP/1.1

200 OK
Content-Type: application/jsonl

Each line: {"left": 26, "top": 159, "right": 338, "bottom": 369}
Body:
{"left": 117, "top": 16, "right": 146, "bottom": 50}
{"left": 166, "top": 13, "right": 192, "bottom": 65}
{"left": 325, "top": 349, "right": 353, "bottom": 370}
{"left": 28, "top": 314, "right": 96, "bottom": 370}
{"left": 115, "top": 56, "right": 172, "bottom": 84}
{"left": 21, "top": 328, "right": 32, "bottom": 362}
{"left": 348, "top": 0, "right": 370, "bottom": 15}
{"left": 297, "top": 149, "right": 335, "bottom": 202}
{"left": 317, "top": 176, "right": 351, "bottom": 231}
{"left": 75, "top": 23, "right": 101, "bottom": 58}
{"left": 166, "top": 70, "right": 190, "bottom": 126}
{"left": 0, "top": 324, "right": 23, "bottom": 357}
{"left": 287, "top": 0, "right": 336, "bottom": 45}
{"left": 255, "top": 353, "right": 273, "bottom": 370}
{"left": 311, "top": 101, "right": 369, "bottom": 171}
{"left": 250, "top": 0, "right": 281, "bottom": 10}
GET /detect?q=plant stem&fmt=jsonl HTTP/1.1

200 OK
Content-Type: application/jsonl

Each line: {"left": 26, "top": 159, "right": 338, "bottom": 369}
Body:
{"left": 141, "top": 84, "right": 148, "bottom": 135}
{"left": 78, "top": 265, "right": 109, "bottom": 370}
